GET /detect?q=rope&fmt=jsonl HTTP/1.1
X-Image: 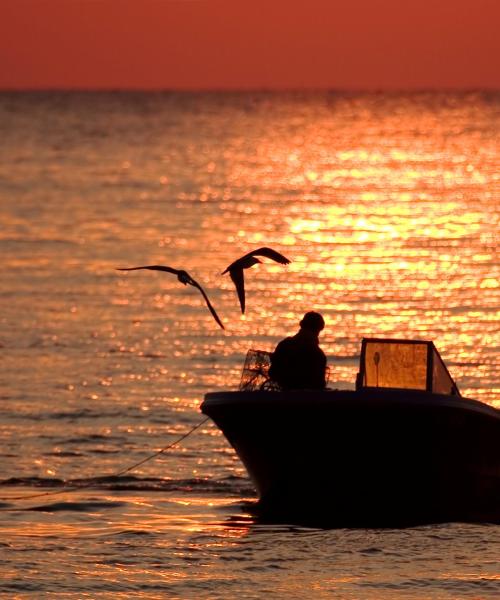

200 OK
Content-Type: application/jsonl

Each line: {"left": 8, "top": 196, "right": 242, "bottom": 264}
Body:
{"left": 0, "top": 417, "right": 210, "bottom": 504}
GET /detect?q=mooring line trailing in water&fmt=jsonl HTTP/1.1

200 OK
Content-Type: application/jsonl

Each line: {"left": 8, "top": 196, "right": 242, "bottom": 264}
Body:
{"left": 114, "top": 416, "right": 210, "bottom": 477}
{"left": 0, "top": 417, "right": 210, "bottom": 504}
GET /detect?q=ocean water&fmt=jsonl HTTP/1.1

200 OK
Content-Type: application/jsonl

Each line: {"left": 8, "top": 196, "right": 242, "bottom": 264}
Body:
{"left": 0, "top": 91, "right": 499, "bottom": 598}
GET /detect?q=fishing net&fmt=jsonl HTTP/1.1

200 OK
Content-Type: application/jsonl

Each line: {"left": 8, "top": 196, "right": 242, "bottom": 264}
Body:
{"left": 239, "top": 349, "right": 281, "bottom": 391}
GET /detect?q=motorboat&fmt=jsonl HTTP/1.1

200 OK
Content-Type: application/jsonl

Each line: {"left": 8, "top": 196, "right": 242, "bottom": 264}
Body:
{"left": 201, "top": 338, "right": 500, "bottom": 527}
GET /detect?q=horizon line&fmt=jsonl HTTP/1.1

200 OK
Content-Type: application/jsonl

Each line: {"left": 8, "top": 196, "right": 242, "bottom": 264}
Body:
{"left": 1, "top": 86, "right": 499, "bottom": 94}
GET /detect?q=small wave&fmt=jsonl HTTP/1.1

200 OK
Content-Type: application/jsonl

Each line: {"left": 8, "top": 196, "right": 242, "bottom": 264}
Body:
{"left": 59, "top": 434, "right": 127, "bottom": 444}
{"left": 44, "top": 451, "right": 83, "bottom": 457}
{"left": 1, "top": 476, "right": 65, "bottom": 488}
{"left": 27, "top": 500, "right": 127, "bottom": 513}
{"left": 107, "top": 347, "right": 165, "bottom": 359}
{"left": 102, "top": 529, "right": 154, "bottom": 538}
{"left": 359, "top": 546, "right": 384, "bottom": 555}
{"left": 75, "top": 474, "right": 255, "bottom": 496}
{"left": 0, "top": 237, "right": 77, "bottom": 245}
{"left": 28, "top": 338, "right": 68, "bottom": 349}
{"left": 330, "top": 354, "right": 359, "bottom": 363}
{"left": 0, "top": 474, "right": 255, "bottom": 496}
{"left": 50, "top": 408, "right": 127, "bottom": 420}
{"left": 447, "top": 361, "right": 482, "bottom": 368}
{"left": 13, "top": 408, "right": 134, "bottom": 422}
{"left": 359, "top": 576, "right": 500, "bottom": 593}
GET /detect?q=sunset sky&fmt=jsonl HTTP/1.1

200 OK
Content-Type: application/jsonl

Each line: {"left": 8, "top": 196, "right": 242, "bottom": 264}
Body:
{"left": 1, "top": 0, "right": 499, "bottom": 90}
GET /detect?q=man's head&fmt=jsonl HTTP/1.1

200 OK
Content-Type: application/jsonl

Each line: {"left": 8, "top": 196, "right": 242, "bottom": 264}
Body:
{"left": 299, "top": 311, "right": 325, "bottom": 333}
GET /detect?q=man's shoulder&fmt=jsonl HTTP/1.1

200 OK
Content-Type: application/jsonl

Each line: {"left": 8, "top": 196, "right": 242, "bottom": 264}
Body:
{"left": 274, "top": 337, "right": 294, "bottom": 352}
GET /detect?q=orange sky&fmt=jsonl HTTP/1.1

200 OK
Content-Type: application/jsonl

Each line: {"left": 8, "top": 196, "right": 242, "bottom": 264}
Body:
{"left": 1, "top": 0, "right": 499, "bottom": 90}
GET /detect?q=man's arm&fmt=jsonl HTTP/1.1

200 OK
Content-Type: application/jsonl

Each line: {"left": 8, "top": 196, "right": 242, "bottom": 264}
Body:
{"left": 268, "top": 339, "right": 289, "bottom": 384}
{"left": 315, "top": 350, "right": 327, "bottom": 389}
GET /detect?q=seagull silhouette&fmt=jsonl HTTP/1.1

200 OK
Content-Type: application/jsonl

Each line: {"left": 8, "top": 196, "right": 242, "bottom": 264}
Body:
{"left": 117, "top": 265, "right": 225, "bottom": 330}
{"left": 221, "top": 247, "right": 291, "bottom": 314}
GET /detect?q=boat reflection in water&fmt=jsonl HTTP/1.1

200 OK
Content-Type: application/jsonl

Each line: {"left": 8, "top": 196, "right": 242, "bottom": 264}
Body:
{"left": 202, "top": 338, "right": 500, "bottom": 528}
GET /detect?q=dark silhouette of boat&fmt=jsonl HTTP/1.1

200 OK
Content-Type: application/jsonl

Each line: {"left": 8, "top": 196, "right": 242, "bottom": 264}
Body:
{"left": 201, "top": 338, "right": 500, "bottom": 527}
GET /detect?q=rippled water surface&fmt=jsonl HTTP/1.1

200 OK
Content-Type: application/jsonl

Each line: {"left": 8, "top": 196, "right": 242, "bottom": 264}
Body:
{"left": 0, "top": 92, "right": 499, "bottom": 598}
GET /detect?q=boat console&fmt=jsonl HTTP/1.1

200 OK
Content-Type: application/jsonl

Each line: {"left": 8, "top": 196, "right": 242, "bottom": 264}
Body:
{"left": 356, "top": 338, "right": 460, "bottom": 395}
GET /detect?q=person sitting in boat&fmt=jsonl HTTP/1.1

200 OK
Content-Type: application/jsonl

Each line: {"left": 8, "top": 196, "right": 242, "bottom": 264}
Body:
{"left": 268, "top": 311, "right": 327, "bottom": 390}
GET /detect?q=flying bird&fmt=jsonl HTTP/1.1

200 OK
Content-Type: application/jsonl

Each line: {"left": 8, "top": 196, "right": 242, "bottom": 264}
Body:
{"left": 222, "top": 247, "right": 291, "bottom": 314}
{"left": 117, "top": 265, "right": 225, "bottom": 330}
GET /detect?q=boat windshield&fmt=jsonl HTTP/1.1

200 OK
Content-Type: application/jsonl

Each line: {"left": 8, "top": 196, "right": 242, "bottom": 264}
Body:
{"left": 358, "top": 338, "right": 460, "bottom": 395}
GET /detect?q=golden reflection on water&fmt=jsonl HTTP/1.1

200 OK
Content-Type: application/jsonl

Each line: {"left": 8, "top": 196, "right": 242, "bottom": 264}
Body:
{"left": 1, "top": 94, "right": 498, "bottom": 599}
{"left": 199, "top": 96, "right": 498, "bottom": 403}
{"left": 0, "top": 95, "right": 498, "bottom": 404}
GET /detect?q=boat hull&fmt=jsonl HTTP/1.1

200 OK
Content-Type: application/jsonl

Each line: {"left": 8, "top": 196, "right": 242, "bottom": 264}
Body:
{"left": 201, "top": 389, "right": 500, "bottom": 527}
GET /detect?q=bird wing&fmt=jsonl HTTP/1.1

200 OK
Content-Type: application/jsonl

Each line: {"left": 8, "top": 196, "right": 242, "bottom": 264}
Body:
{"left": 188, "top": 279, "right": 225, "bottom": 330}
{"left": 250, "top": 247, "right": 291, "bottom": 264}
{"left": 117, "top": 265, "right": 224, "bottom": 330}
{"left": 222, "top": 247, "right": 291, "bottom": 274}
{"left": 116, "top": 265, "right": 180, "bottom": 275}
{"left": 229, "top": 268, "right": 246, "bottom": 314}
